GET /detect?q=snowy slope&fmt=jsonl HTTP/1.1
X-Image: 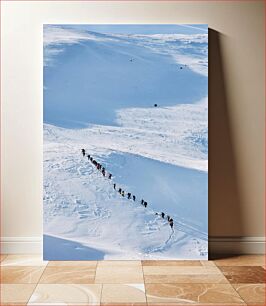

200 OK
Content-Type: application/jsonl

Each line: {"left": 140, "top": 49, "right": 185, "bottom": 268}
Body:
{"left": 44, "top": 26, "right": 208, "bottom": 128}
{"left": 43, "top": 25, "right": 208, "bottom": 260}
{"left": 44, "top": 129, "right": 207, "bottom": 259}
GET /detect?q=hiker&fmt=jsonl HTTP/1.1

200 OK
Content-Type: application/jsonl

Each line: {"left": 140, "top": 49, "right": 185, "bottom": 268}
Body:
{"left": 102, "top": 169, "right": 105, "bottom": 176}
{"left": 127, "top": 193, "right": 131, "bottom": 199}
{"left": 161, "top": 212, "right": 165, "bottom": 219}
{"left": 118, "top": 188, "right": 122, "bottom": 194}
{"left": 87, "top": 154, "right": 90, "bottom": 160}
{"left": 132, "top": 195, "right": 136, "bottom": 201}
{"left": 108, "top": 173, "right": 112, "bottom": 179}
{"left": 90, "top": 157, "right": 93, "bottom": 162}
{"left": 141, "top": 199, "right": 144, "bottom": 205}
{"left": 169, "top": 219, "right": 174, "bottom": 229}
{"left": 114, "top": 183, "right": 116, "bottom": 189}
{"left": 81, "top": 149, "right": 85, "bottom": 157}
{"left": 154, "top": 104, "right": 157, "bottom": 107}
{"left": 144, "top": 202, "right": 147, "bottom": 208}
{"left": 122, "top": 191, "right": 125, "bottom": 197}
{"left": 167, "top": 215, "right": 170, "bottom": 222}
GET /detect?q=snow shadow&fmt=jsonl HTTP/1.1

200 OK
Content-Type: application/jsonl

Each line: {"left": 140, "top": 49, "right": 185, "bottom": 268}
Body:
{"left": 101, "top": 151, "right": 208, "bottom": 234}
{"left": 43, "top": 235, "right": 105, "bottom": 260}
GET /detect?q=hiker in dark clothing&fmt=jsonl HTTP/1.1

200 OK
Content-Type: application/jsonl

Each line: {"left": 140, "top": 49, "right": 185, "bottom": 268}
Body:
{"left": 121, "top": 191, "right": 125, "bottom": 197}
{"left": 81, "top": 149, "right": 85, "bottom": 157}
{"left": 144, "top": 202, "right": 147, "bottom": 208}
{"left": 87, "top": 154, "right": 90, "bottom": 160}
{"left": 102, "top": 169, "right": 105, "bottom": 176}
{"left": 108, "top": 174, "right": 112, "bottom": 179}
{"left": 127, "top": 193, "right": 131, "bottom": 199}
{"left": 161, "top": 212, "right": 165, "bottom": 219}
{"left": 118, "top": 188, "right": 122, "bottom": 194}
{"left": 90, "top": 157, "right": 93, "bottom": 162}
{"left": 167, "top": 215, "right": 170, "bottom": 222}
{"left": 132, "top": 195, "right": 136, "bottom": 201}
{"left": 169, "top": 220, "right": 174, "bottom": 229}
{"left": 114, "top": 183, "right": 116, "bottom": 190}
{"left": 141, "top": 199, "right": 144, "bottom": 205}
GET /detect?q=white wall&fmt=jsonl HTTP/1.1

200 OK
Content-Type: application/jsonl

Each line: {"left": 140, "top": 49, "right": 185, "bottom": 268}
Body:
{"left": 1, "top": 1, "right": 265, "bottom": 254}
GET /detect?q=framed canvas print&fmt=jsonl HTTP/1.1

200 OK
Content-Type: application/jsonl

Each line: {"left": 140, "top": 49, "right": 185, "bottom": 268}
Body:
{"left": 43, "top": 24, "right": 208, "bottom": 260}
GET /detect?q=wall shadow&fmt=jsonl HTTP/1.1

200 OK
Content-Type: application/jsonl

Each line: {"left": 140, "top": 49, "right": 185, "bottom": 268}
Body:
{"left": 208, "top": 29, "right": 243, "bottom": 258}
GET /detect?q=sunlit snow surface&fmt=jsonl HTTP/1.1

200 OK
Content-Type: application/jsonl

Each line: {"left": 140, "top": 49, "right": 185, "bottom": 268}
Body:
{"left": 43, "top": 25, "right": 208, "bottom": 260}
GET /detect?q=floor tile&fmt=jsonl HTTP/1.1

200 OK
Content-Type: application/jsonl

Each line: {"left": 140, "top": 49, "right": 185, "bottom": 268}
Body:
{"left": 0, "top": 284, "right": 36, "bottom": 304}
{"left": 0, "top": 254, "right": 7, "bottom": 262}
{"left": 1, "top": 266, "right": 45, "bottom": 284}
{"left": 233, "top": 284, "right": 265, "bottom": 303}
{"left": 200, "top": 260, "right": 216, "bottom": 266}
{"left": 219, "top": 266, "right": 265, "bottom": 284}
{"left": 48, "top": 260, "right": 98, "bottom": 267}
{"left": 1, "top": 255, "right": 48, "bottom": 267}
{"left": 95, "top": 261, "right": 143, "bottom": 283}
{"left": 145, "top": 283, "right": 245, "bottom": 304}
{"left": 143, "top": 265, "right": 228, "bottom": 284}
{"left": 101, "top": 284, "right": 146, "bottom": 304}
{"left": 142, "top": 260, "right": 202, "bottom": 266}
{"left": 214, "top": 255, "right": 265, "bottom": 267}
{"left": 28, "top": 284, "right": 102, "bottom": 305}
{"left": 39, "top": 266, "right": 96, "bottom": 284}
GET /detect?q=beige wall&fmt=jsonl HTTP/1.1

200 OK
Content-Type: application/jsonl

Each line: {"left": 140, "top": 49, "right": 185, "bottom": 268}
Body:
{"left": 1, "top": 1, "right": 265, "bottom": 248}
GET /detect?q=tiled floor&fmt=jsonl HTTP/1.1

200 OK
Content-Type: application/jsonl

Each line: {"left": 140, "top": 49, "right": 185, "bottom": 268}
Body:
{"left": 0, "top": 255, "right": 265, "bottom": 305}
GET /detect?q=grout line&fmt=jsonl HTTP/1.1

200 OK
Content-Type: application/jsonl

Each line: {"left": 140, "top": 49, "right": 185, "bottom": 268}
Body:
{"left": 141, "top": 261, "right": 148, "bottom": 305}
{"left": 26, "top": 261, "right": 48, "bottom": 305}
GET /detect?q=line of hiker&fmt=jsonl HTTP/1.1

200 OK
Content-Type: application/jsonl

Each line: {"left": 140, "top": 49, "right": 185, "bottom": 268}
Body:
{"left": 81, "top": 148, "right": 174, "bottom": 230}
{"left": 155, "top": 212, "right": 174, "bottom": 229}
{"left": 82, "top": 149, "right": 112, "bottom": 179}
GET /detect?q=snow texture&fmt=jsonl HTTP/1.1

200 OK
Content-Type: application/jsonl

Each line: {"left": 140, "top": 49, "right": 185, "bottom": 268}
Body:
{"left": 43, "top": 25, "right": 208, "bottom": 260}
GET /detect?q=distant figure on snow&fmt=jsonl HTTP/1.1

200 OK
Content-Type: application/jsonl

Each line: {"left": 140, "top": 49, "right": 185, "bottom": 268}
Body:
{"left": 118, "top": 188, "right": 122, "bottom": 194}
{"left": 81, "top": 149, "right": 85, "bottom": 157}
{"left": 154, "top": 104, "right": 157, "bottom": 107}
{"left": 102, "top": 169, "right": 105, "bottom": 177}
{"left": 167, "top": 215, "right": 170, "bottom": 222}
{"left": 144, "top": 201, "right": 147, "bottom": 208}
{"left": 90, "top": 157, "right": 93, "bottom": 162}
{"left": 169, "top": 219, "right": 174, "bottom": 229}
{"left": 127, "top": 193, "right": 131, "bottom": 199}
{"left": 161, "top": 212, "right": 165, "bottom": 219}
{"left": 114, "top": 183, "right": 116, "bottom": 190}
{"left": 130, "top": 58, "right": 134, "bottom": 62}
{"left": 122, "top": 191, "right": 125, "bottom": 197}
{"left": 108, "top": 174, "right": 112, "bottom": 179}
{"left": 132, "top": 195, "right": 136, "bottom": 201}
{"left": 87, "top": 154, "right": 90, "bottom": 160}
{"left": 141, "top": 199, "right": 144, "bottom": 205}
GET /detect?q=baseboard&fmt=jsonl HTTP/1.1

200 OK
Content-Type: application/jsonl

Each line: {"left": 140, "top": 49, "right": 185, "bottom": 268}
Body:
{"left": 1, "top": 237, "right": 42, "bottom": 254}
{"left": 0, "top": 236, "right": 265, "bottom": 255}
{"left": 209, "top": 236, "right": 265, "bottom": 255}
